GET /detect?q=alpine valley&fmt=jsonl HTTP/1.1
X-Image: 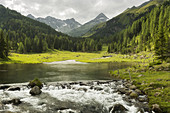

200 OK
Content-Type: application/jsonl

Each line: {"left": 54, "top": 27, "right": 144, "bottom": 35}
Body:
{"left": 0, "top": 0, "right": 169, "bottom": 113}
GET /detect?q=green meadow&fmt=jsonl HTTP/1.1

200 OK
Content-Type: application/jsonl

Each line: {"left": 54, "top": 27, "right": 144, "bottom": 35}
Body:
{"left": 0, "top": 46, "right": 154, "bottom": 64}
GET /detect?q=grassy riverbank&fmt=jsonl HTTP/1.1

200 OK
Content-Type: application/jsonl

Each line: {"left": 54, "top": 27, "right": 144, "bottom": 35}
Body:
{"left": 0, "top": 48, "right": 154, "bottom": 64}
{"left": 110, "top": 63, "right": 170, "bottom": 113}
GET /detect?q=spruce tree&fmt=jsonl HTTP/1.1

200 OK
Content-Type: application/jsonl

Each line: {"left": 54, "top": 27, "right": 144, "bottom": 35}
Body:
{"left": 0, "top": 30, "right": 8, "bottom": 59}
{"left": 155, "top": 8, "right": 166, "bottom": 61}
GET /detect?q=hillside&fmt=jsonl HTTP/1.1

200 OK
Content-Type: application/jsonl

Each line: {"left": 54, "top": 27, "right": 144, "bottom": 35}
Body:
{"left": 84, "top": 0, "right": 165, "bottom": 39}
{"left": 0, "top": 5, "right": 67, "bottom": 38}
{"left": 107, "top": 0, "right": 170, "bottom": 60}
{"left": 68, "top": 13, "right": 108, "bottom": 37}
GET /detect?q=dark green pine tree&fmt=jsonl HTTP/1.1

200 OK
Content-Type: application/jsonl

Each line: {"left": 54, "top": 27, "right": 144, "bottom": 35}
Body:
{"left": 18, "top": 42, "right": 25, "bottom": 54}
{"left": 0, "top": 30, "right": 8, "bottom": 59}
{"left": 155, "top": 8, "right": 166, "bottom": 61}
{"left": 24, "top": 37, "right": 31, "bottom": 53}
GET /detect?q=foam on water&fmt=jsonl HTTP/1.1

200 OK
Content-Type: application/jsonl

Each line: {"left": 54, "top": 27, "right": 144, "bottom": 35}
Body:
{"left": 0, "top": 81, "right": 148, "bottom": 113}
{"left": 43, "top": 60, "right": 88, "bottom": 64}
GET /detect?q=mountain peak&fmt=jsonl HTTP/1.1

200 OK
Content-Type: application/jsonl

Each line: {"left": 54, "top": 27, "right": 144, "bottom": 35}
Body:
{"left": 95, "top": 13, "right": 109, "bottom": 20}
{"left": 27, "top": 14, "right": 35, "bottom": 19}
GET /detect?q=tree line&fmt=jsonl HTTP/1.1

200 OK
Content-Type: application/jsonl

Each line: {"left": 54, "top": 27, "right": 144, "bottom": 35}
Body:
{"left": 0, "top": 29, "right": 102, "bottom": 59}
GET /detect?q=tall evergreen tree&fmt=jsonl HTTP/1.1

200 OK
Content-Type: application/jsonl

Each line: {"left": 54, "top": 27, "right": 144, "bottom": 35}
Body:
{"left": 0, "top": 30, "right": 8, "bottom": 59}
{"left": 18, "top": 42, "right": 25, "bottom": 54}
{"left": 155, "top": 8, "right": 166, "bottom": 60}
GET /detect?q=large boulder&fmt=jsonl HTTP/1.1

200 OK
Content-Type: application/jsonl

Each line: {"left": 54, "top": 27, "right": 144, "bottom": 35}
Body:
{"left": 110, "top": 104, "right": 128, "bottom": 113}
{"left": 29, "top": 86, "right": 42, "bottom": 96}
{"left": 28, "top": 78, "right": 43, "bottom": 89}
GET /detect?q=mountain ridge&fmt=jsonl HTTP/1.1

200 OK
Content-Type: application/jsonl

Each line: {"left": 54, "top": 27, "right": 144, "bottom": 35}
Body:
{"left": 27, "top": 14, "right": 81, "bottom": 33}
{"left": 68, "top": 13, "right": 109, "bottom": 37}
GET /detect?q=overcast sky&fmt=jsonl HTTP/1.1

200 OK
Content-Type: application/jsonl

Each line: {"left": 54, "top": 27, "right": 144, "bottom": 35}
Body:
{"left": 0, "top": 0, "right": 149, "bottom": 24}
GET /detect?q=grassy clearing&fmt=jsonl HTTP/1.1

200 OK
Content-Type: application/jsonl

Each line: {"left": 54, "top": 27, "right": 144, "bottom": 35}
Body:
{"left": 0, "top": 47, "right": 154, "bottom": 64}
{"left": 110, "top": 63, "right": 170, "bottom": 113}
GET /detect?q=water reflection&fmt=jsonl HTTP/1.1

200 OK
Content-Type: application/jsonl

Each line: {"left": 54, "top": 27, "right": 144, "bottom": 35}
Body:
{"left": 0, "top": 62, "right": 134, "bottom": 84}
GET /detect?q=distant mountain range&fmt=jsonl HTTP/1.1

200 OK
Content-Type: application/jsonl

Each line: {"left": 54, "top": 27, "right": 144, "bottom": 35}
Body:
{"left": 68, "top": 13, "right": 109, "bottom": 37}
{"left": 27, "top": 14, "right": 81, "bottom": 34}
{"left": 27, "top": 13, "right": 109, "bottom": 37}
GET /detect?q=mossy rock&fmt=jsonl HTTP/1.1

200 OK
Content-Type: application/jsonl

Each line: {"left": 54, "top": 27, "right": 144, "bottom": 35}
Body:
{"left": 130, "top": 91, "right": 138, "bottom": 99}
{"left": 28, "top": 78, "right": 43, "bottom": 89}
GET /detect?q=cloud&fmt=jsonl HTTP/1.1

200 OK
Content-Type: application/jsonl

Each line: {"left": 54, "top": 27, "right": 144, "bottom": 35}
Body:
{"left": 0, "top": 0, "right": 149, "bottom": 24}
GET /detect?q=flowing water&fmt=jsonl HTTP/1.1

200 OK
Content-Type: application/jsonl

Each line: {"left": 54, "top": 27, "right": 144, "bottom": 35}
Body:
{"left": 0, "top": 60, "right": 149, "bottom": 113}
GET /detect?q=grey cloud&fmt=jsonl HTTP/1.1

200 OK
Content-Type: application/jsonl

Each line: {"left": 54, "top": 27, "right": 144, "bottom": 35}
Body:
{"left": 0, "top": 0, "right": 149, "bottom": 24}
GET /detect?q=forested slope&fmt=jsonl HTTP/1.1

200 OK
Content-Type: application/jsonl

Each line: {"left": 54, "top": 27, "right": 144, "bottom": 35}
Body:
{"left": 108, "top": 1, "right": 170, "bottom": 60}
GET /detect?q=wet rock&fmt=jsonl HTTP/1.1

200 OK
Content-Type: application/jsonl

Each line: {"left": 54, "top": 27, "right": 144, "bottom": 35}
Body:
{"left": 66, "top": 85, "right": 71, "bottom": 89}
{"left": 79, "top": 82, "right": 88, "bottom": 86}
{"left": 137, "top": 108, "right": 145, "bottom": 113}
{"left": 118, "top": 88, "right": 128, "bottom": 94}
{"left": 93, "top": 81, "right": 100, "bottom": 85}
{"left": 2, "top": 100, "right": 12, "bottom": 104}
{"left": 129, "top": 91, "right": 138, "bottom": 99}
{"left": 69, "top": 82, "right": 79, "bottom": 85}
{"left": 90, "top": 86, "right": 94, "bottom": 89}
{"left": 7, "top": 87, "right": 20, "bottom": 91}
{"left": 110, "top": 104, "right": 128, "bottom": 113}
{"left": 0, "top": 85, "right": 10, "bottom": 90}
{"left": 122, "top": 97, "right": 132, "bottom": 105}
{"left": 124, "top": 83, "right": 131, "bottom": 88}
{"left": 152, "top": 104, "right": 162, "bottom": 113}
{"left": 77, "top": 88, "right": 87, "bottom": 92}
{"left": 29, "top": 86, "right": 42, "bottom": 96}
{"left": 94, "top": 87, "right": 103, "bottom": 91}
{"left": 129, "top": 85, "right": 137, "bottom": 90}
{"left": 60, "top": 84, "right": 66, "bottom": 89}
{"left": 2, "top": 99, "right": 21, "bottom": 105}
{"left": 11, "top": 99, "right": 22, "bottom": 105}
{"left": 99, "top": 81, "right": 110, "bottom": 84}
